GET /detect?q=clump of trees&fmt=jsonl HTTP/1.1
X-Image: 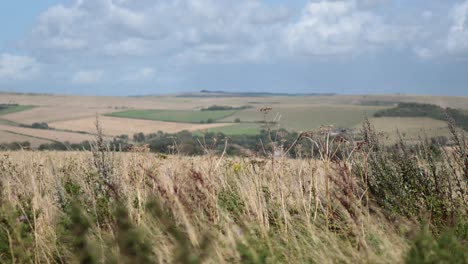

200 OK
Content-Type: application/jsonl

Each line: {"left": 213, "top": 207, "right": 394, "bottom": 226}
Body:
{"left": 199, "top": 118, "right": 215, "bottom": 124}
{"left": 0, "top": 141, "right": 30, "bottom": 150}
{"left": 31, "top": 122, "right": 49, "bottom": 129}
{"left": 20, "top": 122, "right": 50, "bottom": 129}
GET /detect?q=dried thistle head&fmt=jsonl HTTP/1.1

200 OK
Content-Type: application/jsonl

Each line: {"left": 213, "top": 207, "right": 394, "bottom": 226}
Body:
{"left": 299, "top": 131, "right": 314, "bottom": 139}
{"left": 319, "top": 125, "right": 334, "bottom": 135}
{"left": 259, "top": 107, "right": 272, "bottom": 114}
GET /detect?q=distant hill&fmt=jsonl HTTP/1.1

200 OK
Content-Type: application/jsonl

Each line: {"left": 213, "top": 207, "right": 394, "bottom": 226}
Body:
{"left": 176, "top": 90, "right": 337, "bottom": 98}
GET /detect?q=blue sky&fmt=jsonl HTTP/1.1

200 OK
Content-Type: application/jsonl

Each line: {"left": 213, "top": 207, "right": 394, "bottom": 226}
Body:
{"left": 0, "top": 0, "right": 467, "bottom": 96}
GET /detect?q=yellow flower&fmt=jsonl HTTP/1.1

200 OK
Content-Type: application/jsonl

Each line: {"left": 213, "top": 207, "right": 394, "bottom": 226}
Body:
{"left": 233, "top": 163, "right": 242, "bottom": 173}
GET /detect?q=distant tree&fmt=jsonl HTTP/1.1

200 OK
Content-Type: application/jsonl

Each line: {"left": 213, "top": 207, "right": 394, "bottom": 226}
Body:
{"left": 133, "top": 132, "right": 146, "bottom": 143}
{"left": 234, "top": 118, "right": 241, "bottom": 123}
{"left": 31, "top": 122, "right": 49, "bottom": 129}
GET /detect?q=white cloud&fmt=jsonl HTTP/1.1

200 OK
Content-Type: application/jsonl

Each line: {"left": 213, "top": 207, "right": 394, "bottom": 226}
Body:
{"left": 447, "top": 0, "right": 468, "bottom": 54}
{"left": 285, "top": 0, "right": 397, "bottom": 56}
{"left": 122, "top": 67, "right": 156, "bottom": 81}
{"left": 0, "top": 54, "right": 40, "bottom": 80}
{"left": 72, "top": 70, "right": 104, "bottom": 84}
{"left": 33, "top": 4, "right": 87, "bottom": 51}
{"left": 414, "top": 47, "right": 435, "bottom": 59}
{"left": 104, "top": 38, "right": 149, "bottom": 56}
{"left": 422, "top": 10, "right": 433, "bottom": 20}
{"left": 27, "top": 0, "right": 416, "bottom": 64}
{"left": 28, "top": 0, "right": 290, "bottom": 63}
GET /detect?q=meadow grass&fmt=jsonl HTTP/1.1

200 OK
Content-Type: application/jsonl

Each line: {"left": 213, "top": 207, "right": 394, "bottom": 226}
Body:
{"left": 0, "top": 119, "right": 467, "bottom": 263}
{"left": 222, "top": 105, "right": 385, "bottom": 131}
{"left": 108, "top": 109, "right": 237, "bottom": 123}
{"left": 0, "top": 152, "right": 408, "bottom": 263}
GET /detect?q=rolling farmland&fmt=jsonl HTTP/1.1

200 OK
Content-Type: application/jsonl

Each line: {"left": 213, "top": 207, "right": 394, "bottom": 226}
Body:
{"left": 49, "top": 116, "right": 232, "bottom": 136}
{"left": 108, "top": 109, "right": 237, "bottom": 123}
{"left": 221, "top": 105, "right": 385, "bottom": 131}
{"left": 0, "top": 92, "right": 467, "bottom": 147}
{"left": 0, "top": 124, "right": 98, "bottom": 143}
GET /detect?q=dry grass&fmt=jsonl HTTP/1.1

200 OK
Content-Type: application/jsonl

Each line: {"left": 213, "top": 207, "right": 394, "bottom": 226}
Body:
{"left": 0, "top": 151, "right": 409, "bottom": 263}
{"left": 49, "top": 116, "right": 232, "bottom": 136}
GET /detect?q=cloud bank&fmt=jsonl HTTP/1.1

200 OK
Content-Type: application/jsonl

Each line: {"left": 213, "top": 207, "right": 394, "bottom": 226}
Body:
{"left": 1, "top": 0, "right": 468, "bottom": 95}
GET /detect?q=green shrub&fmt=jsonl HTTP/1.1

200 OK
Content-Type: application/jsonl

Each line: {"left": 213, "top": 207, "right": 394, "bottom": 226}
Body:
{"left": 218, "top": 189, "right": 245, "bottom": 222}
{"left": 405, "top": 225, "right": 468, "bottom": 264}
{"left": 0, "top": 200, "right": 35, "bottom": 263}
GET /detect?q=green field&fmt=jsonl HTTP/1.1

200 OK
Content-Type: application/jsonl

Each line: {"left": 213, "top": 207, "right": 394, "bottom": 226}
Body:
{"left": 0, "top": 105, "right": 34, "bottom": 116}
{"left": 222, "top": 105, "right": 385, "bottom": 131}
{"left": 108, "top": 109, "right": 237, "bottom": 123}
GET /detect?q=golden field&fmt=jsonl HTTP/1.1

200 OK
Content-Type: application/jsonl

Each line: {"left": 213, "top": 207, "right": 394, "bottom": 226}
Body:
{"left": 49, "top": 116, "right": 232, "bottom": 137}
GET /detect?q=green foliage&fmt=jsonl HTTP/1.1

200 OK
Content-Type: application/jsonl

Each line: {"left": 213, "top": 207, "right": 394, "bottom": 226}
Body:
{"left": 237, "top": 238, "right": 273, "bottom": 264}
{"left": 146, "top": 197, "right": 213, "bottom": 264}
{"left": 20, "top": 122, "right": 50, "bottom": 129}
{"left": 0, "top": 141, "right": 30, "bottom": 150}
{"left": 114, "top": 205, "right": 155, "bottom": 263}
{"left": 405, "top": 224, "right": 468, "bottom": 264}
{"left": 0, "top": 200, "right": 35, "bottom": 263}
{"left": 31, "top": 122, "right": 49, "bottom": 129}
{"left": 58, "top": 202, "right": 97, "bottom": 263}
{"left": 364, "top": 136, "right": 458, "bottom": 227}
{"left": 218, "top": 189, "right": 245, "bottom": 222}
{"left": 133, "top": 132, "right": 146, "bottom": 143}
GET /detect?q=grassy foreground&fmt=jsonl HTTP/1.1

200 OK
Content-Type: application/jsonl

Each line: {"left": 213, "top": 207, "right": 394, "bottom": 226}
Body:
{"left": 0, "top": 122, "right": 467, "bottom": 263}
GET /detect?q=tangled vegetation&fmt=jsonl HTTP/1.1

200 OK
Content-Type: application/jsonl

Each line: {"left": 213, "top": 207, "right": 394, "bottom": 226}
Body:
{"left": 0, "top": 117, "right": 467, "bottom": 263}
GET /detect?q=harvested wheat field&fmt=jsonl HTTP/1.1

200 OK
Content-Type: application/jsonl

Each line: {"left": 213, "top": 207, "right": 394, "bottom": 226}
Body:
{"left": 359, "top": 117, "right": 451, "bottom": 143}
{"left": 0, "top": 124, "right": 97, "bottom": 143}
{"left": 0, "top": 130, "right": 51, "bottom": 147}
{"left": 1, "top": 106, "right": 114, "bottom": 125}
{"left": 49, "top": 116, "right": 233, "bottom": 136}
